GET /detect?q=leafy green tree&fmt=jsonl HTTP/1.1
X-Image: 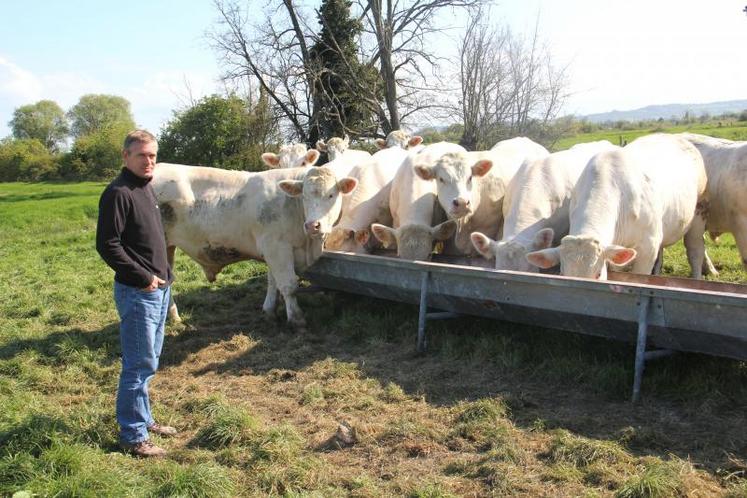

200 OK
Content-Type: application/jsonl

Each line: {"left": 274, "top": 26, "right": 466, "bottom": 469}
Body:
{"left": 61, "top": 122, "right": 132, "bottom": 180}
{"left": 309, "top": 0, "right": 380, "bottom": 141}
{"left": 158, "top": 93, "right": 278, "bottom": 171}
{"left": 9, "top": 100, "right": 69, "bottom": 152}
{"left": 0, "top": 138, "right": 58, "bottom": 181}
{"left": 67, "top": 94, "right": 136, "bottom": 138}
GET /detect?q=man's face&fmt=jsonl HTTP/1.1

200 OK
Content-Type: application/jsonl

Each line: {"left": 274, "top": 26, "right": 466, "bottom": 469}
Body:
{"left": 123, "top": 140, "right": 158, "bottom": 179}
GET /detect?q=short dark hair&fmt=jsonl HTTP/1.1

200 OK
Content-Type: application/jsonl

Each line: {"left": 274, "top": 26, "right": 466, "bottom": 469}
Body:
{"left": 123, "top": 129, "right": 157, "bottom": 151}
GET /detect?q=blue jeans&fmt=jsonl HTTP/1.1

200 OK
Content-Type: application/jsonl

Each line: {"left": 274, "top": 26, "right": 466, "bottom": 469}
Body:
{"left": 113, "top": 281, "right": 170, "bottom": 444}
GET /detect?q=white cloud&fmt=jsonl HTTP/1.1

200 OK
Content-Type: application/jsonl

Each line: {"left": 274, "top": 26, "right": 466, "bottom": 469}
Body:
{"left": 0, "top": 57, "right": 43, "bottom": 134}
{"left": 0, "top": 56, "right": 221, "bottom": 137}
{"left": 125, "top": 70, "right": 220, "bottom": 133}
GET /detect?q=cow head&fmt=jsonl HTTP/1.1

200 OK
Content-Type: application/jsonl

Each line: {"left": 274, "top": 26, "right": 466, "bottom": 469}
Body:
{"left": 262, "top": 143, "right": 320, "bottom": 169}
{"left": 278, "top": 166, "right": 357, "bottom": 238}
{"left": 324, "top": 226, "right": 371, "bottom": 253}
{"left": 414, "top": 152, "right": 491, "bottom": 220}
{"left": 376, "top": 130, "right": 424, "bottom": 150}
{"left": 526, "top": 234, "right": 637, "bottom": 279}
{"left": 316, "top": 135, "right": 350, "bottom": 161}
{"left": 471, "top": 228, "right": 554, "bottom": 272}
{"left": 371, "top": 220, "right": 456, "bottom": 260}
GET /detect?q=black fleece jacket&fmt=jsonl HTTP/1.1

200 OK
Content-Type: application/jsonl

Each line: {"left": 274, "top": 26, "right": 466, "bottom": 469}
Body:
{"left": 96, "top": 168, "right": 174, "bottom": 288}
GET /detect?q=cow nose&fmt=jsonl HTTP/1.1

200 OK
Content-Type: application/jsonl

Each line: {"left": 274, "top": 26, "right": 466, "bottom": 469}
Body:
{"left": 305, "top": 220, "right": 321, "bottom": 233}
{"left": 452, "top": 198, "right": 470, "bottom": 209}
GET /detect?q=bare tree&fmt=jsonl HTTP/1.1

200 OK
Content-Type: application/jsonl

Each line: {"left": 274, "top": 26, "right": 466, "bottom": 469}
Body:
{"left": 456, "top": 9, "right": 570, "bottom": 149}
{"left": 360, "top": 0, "right": 484, "bottom": 133}
{"left": 211, "top": 0, "right": 486, "bottom": 142}
{"left": 210, "top": 0, "right": 322, "bottom": 143}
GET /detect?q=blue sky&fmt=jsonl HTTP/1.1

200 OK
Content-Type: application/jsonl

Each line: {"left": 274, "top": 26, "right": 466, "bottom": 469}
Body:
{"left": 2, "top": 0, "right": 746, "bottom": 138}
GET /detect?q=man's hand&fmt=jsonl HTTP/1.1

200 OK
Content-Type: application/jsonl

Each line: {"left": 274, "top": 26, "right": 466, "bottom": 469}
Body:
{"left": 142, "top": 275, "right": 166, "bottom": 291}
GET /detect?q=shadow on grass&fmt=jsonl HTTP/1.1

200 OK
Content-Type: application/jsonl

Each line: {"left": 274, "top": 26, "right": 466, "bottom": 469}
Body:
{"left": 0, "top": 191, "right": 95, "bottom": 203}
{"left": 3, "top": 275, "right": 743, "bottom": 474}
{"left": 156, "top": 278, "right": 747, "bottom": 474}
{"left": 0, "top": 323, "right": 121, "bottom": 365}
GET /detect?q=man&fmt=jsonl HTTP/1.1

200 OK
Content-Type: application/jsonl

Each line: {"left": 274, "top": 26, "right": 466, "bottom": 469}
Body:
{"left": 96, "top": 129, "right": 177, "bottom": 457}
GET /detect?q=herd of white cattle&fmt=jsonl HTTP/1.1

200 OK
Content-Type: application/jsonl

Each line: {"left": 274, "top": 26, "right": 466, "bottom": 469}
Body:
{"left": 152, "top": 130, "right": 747, "bottom": 330}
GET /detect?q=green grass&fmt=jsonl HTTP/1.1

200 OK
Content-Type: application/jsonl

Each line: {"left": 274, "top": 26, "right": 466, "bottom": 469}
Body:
{"left": 0, "top": 181, "right": 745, "bottom": 496}
{"left": 553, "top": 121, "right": 747, "bottom": 150}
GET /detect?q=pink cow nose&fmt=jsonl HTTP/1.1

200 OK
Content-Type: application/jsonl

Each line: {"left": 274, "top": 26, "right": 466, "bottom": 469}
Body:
{"left": 452, "top": 198, "right": 470, "bottom": 210}
{"left": 305, "top": 220, "right": 321, "bottom": 234}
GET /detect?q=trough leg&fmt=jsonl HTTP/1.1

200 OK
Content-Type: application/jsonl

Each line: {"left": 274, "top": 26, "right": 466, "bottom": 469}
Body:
{"left": 417, "top": 272, "right": 429, "bottom": 353}
{"left": 632, "top": 295, "right": 651, "bottom": 403}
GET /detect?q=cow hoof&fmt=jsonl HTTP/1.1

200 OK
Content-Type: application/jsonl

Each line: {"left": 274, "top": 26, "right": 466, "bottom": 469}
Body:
{"left": 289, "top": 319, "right": 307, "bottom": 333}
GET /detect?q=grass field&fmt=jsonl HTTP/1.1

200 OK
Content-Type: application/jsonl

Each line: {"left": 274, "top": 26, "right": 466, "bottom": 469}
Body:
{"left": 1, "top": 181, "right": 746, "bottom": 497}
{"left": 553, "top": 121, "right": 747, "bottom": 151}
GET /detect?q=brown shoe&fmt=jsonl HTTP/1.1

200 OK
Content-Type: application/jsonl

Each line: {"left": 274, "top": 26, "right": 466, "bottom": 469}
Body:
{"left": 121, "top": 439, "right": 167, "bottom": 457}
{"left": 148, "top": 423, "right": 178, "bottom": 437}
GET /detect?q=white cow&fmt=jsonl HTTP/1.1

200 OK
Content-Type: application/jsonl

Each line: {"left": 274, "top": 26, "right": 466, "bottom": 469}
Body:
{"left": 414, "top": 137, "right": 549, "bottom": 255}
{"left": 261, "top": 143, "right": 320, "bottom": 169}
{"left": 322, "top": 149, "right": 373, "bottom": 179}
{"left": 325, "top": 147, "right": 411, "bottom": 253}
{"left": 316, "top": 135, "right": 350, "bottom": 161}
{"left": 371, "top": 142, "right": 465, "bottom": 260}
{"left": 152, "top": 164, "right": 357, "bottom": 330}
{"left": 526, "top": 133, "right": 708, "bottom": 280}
{"left": 471, "top": 141, "right": 618, "bottom": 271}
{"left": 375, "top": 130, "right": 424, "bottom": 151}
{"left": 679, "top": 133, "right": 747, "bottom": 270}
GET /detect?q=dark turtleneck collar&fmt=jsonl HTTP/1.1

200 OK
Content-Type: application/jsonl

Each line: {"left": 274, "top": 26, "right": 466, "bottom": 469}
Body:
{"left": 121, "top": 167, "right": 152, "bottom": 187}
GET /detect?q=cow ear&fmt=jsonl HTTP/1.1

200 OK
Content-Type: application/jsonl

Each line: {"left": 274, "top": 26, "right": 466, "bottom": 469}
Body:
{"left": 526, "top": 247, "right": 560, "bottom": 269}
{"left": 409, "top": 135, "right": 423, "bottom": 147}
{"left": 354, "top": 228, "right": 370, "bottom": 245}
{"left": 471, "top": 159, "right": 493, "bottom": 177}
{"left": 337, "top": 177, "right": 358, "bottom": 194}
{"left": 604, "top": 245, "right": 637, "bottom": 266}
{"left": 278, "top": 179, "right": 304, "bottom": 197}
{"left": 470, "top": 232, "right": 495, "bottom": 258}
{"left": 371, "top": 223, "right": 397, "bottom": 248}
{"left": 532, "top": 228, "right": 555, "bottom": 250}
{"left": 375, "top": 139, "right": 387, "bottom": 149}
{"left": 316, "top": 140, "right": 327, "bottom": 152}
{"left": 262, "top": 152, "right": 280, "bottom": 168}
{"left": 413, "top": 164, "right": 436, "bottom": 181}
{"left": 433, "top": 219, "right": 457, "bottom": 241}
{"left": 305, "top": 149, "right": 320, "bottom": 166}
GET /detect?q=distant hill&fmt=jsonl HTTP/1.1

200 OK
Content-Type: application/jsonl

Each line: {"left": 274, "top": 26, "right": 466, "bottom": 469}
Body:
{"left": 583, "top": 99, "right": 747, "bottom": 123}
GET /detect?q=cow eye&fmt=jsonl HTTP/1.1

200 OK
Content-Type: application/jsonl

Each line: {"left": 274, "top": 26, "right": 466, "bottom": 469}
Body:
{"left": 438, "top": 177, "right": 444, "bottom": 183}
{"left": 328, "top": 194, "right": 333, "bottom": 199}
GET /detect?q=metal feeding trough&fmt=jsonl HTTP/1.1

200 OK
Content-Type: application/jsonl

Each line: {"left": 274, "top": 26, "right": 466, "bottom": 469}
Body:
{"left": 302, "top": 251, "right": 747, "bottom": 402}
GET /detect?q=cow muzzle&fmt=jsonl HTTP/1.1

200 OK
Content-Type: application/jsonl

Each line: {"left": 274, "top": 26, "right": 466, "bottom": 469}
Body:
{"left": 450, "top": 198, "right": 471, "bottom": 217}
{"left": 304, "top": 220, "right": 322, "bottom": 236}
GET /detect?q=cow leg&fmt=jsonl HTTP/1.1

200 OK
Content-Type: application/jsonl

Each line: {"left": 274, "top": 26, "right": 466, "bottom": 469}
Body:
{"left": 684, "top": 215, "right": 707, "bottom": 279}
{"left": 261, "top": 241, "right": 306, "bottom": 332}
{"left": 262, "top": 272, "right": 279, "bottom": 317}
{"left": 732, "top": 216, "right": 747, "bottom": 270}
{"left": 651, "top": 246, "right": 664, "bottom": 275}
{"left": 166, "top": 245, "right": 181, "bottom": 322}
{"left": 631, "top": 242, "right": 659, "bottom": 275}
{"left": 702, "top": 246, "right": 718, "bottom": 276}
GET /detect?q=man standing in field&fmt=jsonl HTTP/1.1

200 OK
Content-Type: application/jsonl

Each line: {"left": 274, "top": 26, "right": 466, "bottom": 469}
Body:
{"left": 96, "top": 129, "right": 176, "bottom": 457}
